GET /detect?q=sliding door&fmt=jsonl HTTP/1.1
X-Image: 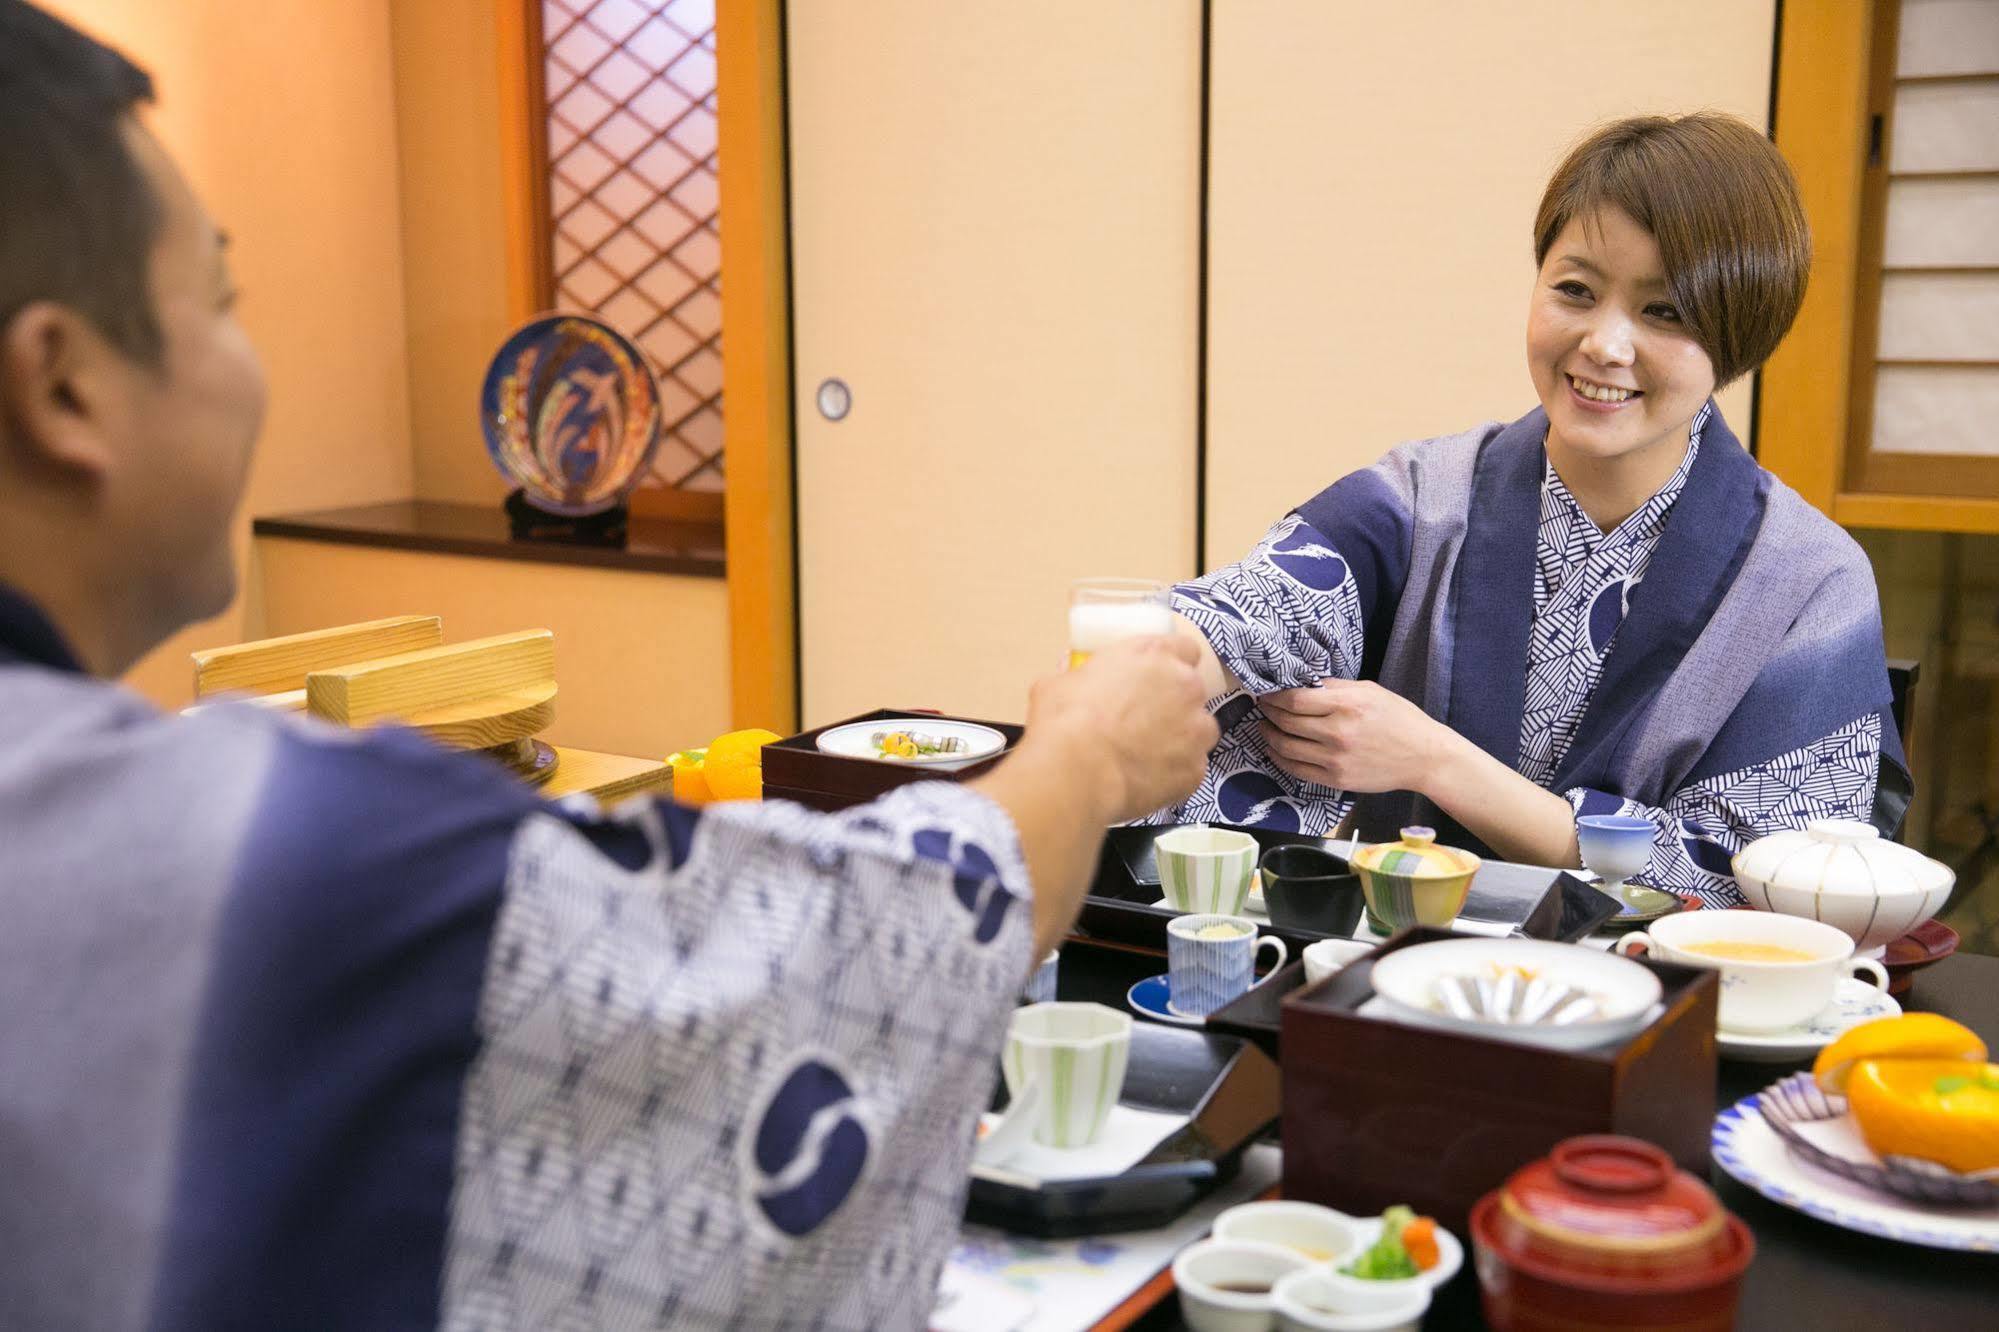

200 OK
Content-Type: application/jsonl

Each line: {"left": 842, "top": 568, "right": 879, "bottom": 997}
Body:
{"left": 788, "top": 0, "right": 1202, "bottom": 725}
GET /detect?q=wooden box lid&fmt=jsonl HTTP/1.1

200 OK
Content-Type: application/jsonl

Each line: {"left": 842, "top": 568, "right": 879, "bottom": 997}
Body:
{"left": 1277, "top": 926, "right": 1719, "bottom": 1234}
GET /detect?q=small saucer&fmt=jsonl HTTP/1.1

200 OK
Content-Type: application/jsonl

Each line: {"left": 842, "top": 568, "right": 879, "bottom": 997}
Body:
{"left": 1717, "top": 978, "right": 1903, "bottom": 1064}
{"left": 1127, "top": 974, "right": 1206, "bottom": 1027}
{"left": 1594, "top": 882, "right": 1688, "bottom": 931}
{"left": 1883, "top": 919, "right": 1960, "bottom": 996}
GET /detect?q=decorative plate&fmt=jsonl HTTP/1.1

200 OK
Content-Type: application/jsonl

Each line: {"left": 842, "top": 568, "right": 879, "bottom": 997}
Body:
{"left": 814, "top": 718, "right": 1008, "bottom": 771}
{"left": 479, "top": 313, "right": 663, "bottom": 516}
{"left": 1712, "top": 1095, "right": 1998, "bottom": 1252}
{"left": 1717, "top": 979, "right": 1901, "bottom": 1064}
{"left": 1755, "top": 1071, "right": 1999, "bottom": 1208}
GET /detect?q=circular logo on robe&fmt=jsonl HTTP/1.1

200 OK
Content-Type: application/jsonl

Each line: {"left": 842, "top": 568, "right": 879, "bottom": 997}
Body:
{"left": 746, "top": 1055, "right": 871, "bottom": 1238}
{"left": 1678, "top": 819, "right": 1735, "bottom": 878}
{"left": 913, "top": 828, "right": 1012, "bottom": 944}
{"left": 1217, "top": 770, "right": 1302, "bottom": 832}
{"left": 1587, "top": 577, "right": 1635, "bottom": 655}
{"left": 1266, "top": 524, "right": 1350, "bottom": 592}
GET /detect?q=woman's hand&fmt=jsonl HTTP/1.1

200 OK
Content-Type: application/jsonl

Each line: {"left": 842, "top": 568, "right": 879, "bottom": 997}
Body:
{"left": 1262, "top": 679, "right": 1584, "bottom": 867}
{"left": 1256, "top": 679, "right": 1458, "bottom": 794}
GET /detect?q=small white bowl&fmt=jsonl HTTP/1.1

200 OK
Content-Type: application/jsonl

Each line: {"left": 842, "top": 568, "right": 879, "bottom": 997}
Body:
{"left": 1330, "top": 1214, "right": 1463, "bottom": 1292}
{"left": 1213, "top": 1201, "right": 1363, "bottom": 1267}
{"left": 1273, "top": 1268, "right": 1429, "bottom": 1332}
{"left": 1369, "top": 937, "right": 1660, "bottom": 1050}
{"left": 813, "top": 717, "right": 1007, "bottom": 770}
{"left": 1302, "top": 939, "right": 1376, "bottom": 987}
{"left": 1173, "top": 1239, "right": 1311, "bottom": 1332}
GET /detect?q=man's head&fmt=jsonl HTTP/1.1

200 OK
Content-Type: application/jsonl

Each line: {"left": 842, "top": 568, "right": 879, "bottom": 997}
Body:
{"left": 0, "top": 0, "right": 264, "bottom": 675}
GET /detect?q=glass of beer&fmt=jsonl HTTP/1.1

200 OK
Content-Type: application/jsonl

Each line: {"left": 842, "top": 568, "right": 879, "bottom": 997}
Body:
{"left": 1068, "top": 578, "right": 1174, "bottom": 668}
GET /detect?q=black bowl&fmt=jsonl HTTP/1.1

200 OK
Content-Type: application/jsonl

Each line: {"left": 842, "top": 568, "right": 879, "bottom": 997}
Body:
{"left": 1258, "top": 845, "right": 1365, "bottom": 937}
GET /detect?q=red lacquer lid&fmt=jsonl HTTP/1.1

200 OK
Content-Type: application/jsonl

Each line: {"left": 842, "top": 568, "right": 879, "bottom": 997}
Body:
{"left": 1481, "top": 1136, "right": 1750, "bottom": 1285}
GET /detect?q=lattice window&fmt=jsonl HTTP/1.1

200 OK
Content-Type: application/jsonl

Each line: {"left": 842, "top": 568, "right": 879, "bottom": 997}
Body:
{"left": 542, "top": 0, "right": 723, "bottom": 492}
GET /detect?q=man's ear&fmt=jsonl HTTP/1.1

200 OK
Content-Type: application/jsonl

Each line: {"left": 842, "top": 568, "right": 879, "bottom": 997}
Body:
{"left": 0, "top": 303, "right": 121, "bottom": 483}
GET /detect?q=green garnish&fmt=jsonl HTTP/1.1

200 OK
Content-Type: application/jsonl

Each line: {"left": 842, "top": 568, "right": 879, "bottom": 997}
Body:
{"left": 1340, "top": 1205, "right": 1420, "bottom": 1280}
{"left": 1934, "top": 1075, "right": 1973, "bottom": 1095}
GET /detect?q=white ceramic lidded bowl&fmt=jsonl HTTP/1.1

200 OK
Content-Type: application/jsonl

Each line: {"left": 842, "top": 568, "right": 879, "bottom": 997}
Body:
{"left": 1731, "top": 819, "right": 1954, "bottom": 953}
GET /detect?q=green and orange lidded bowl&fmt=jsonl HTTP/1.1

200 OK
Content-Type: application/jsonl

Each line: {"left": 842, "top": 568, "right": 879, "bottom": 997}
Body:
{"left": 1350, "top": 826, "right": 1481, "bottom": 933}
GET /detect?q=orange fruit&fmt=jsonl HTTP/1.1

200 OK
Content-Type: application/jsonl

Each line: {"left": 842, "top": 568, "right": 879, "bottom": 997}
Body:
{"left": 665, "top": 749, "right": 713, "bottom": 805}
{"left": 703, "top": 728, "right": 783, "bottom": 801}
{"left": 1845, "top": 1058, "right": 1999, "bottom": 1175}
{"left": 1812, "top": 1014, "right": 1987, "bottom": 1095}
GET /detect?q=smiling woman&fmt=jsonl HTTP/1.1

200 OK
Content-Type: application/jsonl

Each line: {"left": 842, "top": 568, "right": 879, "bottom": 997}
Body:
{"left": 1160, "top": 112, "right": 1905, "bottom": 914}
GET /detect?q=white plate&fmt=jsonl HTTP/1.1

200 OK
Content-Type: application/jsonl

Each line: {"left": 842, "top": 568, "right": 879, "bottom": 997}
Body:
{"left": 1712, "top": 1097, "right": 1999, "bottom": 1252}
{"left": 813, "top": 718, "right": 1008, "bottom": 770}
{"left": 1717, "top": 979, "right": 1902, "bottom": 1063}
{"left": 1368, "top": 937, "right": 1662, "bottom": 1051}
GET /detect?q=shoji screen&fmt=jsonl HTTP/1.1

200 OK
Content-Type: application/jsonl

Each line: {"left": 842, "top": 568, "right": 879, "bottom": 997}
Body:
{"left": 788, "top": 1, "right": 1202, "bottom": 725}
{"left": 1847, "top": 0, "right": 1999, "bottom": 499}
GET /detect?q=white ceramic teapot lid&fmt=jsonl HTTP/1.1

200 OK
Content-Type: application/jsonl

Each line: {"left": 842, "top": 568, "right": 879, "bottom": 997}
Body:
{"left": 1732, "top": 819, "right": 1953, "bottom": 898}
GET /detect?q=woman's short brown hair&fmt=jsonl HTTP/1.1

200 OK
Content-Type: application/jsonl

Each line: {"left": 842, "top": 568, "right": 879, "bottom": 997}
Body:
{"left": 1533, "top": 113, "right": 1810, "bottom": 387}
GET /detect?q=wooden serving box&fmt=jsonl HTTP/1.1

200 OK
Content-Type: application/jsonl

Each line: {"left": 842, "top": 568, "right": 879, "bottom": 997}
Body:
{"left": 762, "top": 708, "right": 1023, "bottom": 812}
{"left": 1280, "top": 926, "right": 1719, "bottom": 1235}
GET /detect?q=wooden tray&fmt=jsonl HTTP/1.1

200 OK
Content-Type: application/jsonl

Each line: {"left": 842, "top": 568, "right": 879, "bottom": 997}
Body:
{"left": 763, "top": 708, "right": 1022, "bottom": 811}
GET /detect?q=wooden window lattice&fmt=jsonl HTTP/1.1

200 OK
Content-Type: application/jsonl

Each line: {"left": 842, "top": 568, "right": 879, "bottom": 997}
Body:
{"left": 542, "top": 0, "right": 723, "bottom": 492}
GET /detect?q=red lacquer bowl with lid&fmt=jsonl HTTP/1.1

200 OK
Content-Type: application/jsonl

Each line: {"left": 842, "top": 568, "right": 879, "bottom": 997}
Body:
{"left": 1470, "top": 1135, "right": 1755, "bottom": 1331}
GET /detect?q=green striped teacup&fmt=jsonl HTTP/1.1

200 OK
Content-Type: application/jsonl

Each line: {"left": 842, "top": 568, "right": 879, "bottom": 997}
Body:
{"left": 1156, "top": 825, "right": 1259, "bottom": 915}
{"left": 1001, "top": 1003, "right": 1132, "bottom": 1149}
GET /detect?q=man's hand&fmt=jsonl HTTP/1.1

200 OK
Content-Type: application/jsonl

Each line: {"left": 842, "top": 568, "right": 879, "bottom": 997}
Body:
{"left": 971, "top": 635, "right": 1219, "bottom": 957}
{"left": 1021, "top": 635, "right": 1219, "bottom": 822}
{"left": 1257, "top": 679, "right": 1453, "bottom": 794}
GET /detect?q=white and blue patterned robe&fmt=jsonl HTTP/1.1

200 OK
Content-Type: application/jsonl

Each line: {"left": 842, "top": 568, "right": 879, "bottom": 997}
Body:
{"left": 1166, "top": 404, "right": 1902, "bottom": 908}
{"left": 0, "top": 583, "right": 1034, "bottom": 1331}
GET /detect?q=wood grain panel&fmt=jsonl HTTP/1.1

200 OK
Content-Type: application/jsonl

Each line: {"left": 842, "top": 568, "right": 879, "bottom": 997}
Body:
{"left": 306, "top": 629, "right": 555, "bottom": 728}
{"left": 191, "top": 615, "right": 442, "bottom": 698}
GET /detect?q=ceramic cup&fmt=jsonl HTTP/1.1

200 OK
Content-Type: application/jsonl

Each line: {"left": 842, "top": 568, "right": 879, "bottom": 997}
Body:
{"left": 1021, "top": 948, "right": 1060, "bottom": 1004}
{"left": 1172, "top": 1239, "right": 1312, "bottom": 1332}
{"left": 1001, "top": 1002, "right": 1132, "bottom": 1148}
{"left": 1158, "top": 825, "right": 1260, "bottom": 916}
{"left": 1576, "top": 814, "right": 1655, "bottom": 890}
{"left": 1613, "top": 909, "right": 1888, "bottom": 1033}
{"left": 1258, "top": 845, "right": 1366, "bottom": 937}
{"left": 1302, "top": 938, "right": 1376, "bottom": 987}
{"left": 1169, "top": 913, "right": 1288, "bottom": 1018}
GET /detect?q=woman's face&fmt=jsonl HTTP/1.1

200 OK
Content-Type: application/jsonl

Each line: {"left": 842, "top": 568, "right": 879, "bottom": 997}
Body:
{"left": 1526, "top": 206, "right": 1716, "bottom": 481}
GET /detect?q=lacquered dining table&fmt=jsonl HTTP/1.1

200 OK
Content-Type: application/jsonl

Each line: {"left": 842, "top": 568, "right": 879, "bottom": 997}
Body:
{"left": 1041, "top": 939, "right": 1999, "bottom": 1330}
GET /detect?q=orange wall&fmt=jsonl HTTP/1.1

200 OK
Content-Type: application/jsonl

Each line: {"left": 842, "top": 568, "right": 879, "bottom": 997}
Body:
{"left": 45, "top": 0, "right": 417, "bottom": 707}
{"left": 388, "top": 0, "right": 522, "bottom": 507}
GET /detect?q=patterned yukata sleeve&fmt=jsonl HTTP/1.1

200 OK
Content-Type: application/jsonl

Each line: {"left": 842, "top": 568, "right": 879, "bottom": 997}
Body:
{"left": 440, "top": 783, "right": 1035, "bottom": 1332}
{"left": 1173, "top": 514, "right": 1368, "bottom": 697}
{"left": 1566, "top": 714, "right": 1882, "bottom": 909}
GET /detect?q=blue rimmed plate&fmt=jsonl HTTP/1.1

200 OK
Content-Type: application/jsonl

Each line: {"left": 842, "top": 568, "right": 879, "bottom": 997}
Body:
{"left": 1711, "top": 1094, "right": 1999, "bottom": 1252}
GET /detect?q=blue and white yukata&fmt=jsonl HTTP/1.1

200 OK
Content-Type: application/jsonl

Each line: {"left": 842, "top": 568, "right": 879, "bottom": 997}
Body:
{"left": 1165, "top": 405, "right": 1906, "bottom": 908}
{"left": 0, "top": 585, "right": 1033, "bottom": 1331}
